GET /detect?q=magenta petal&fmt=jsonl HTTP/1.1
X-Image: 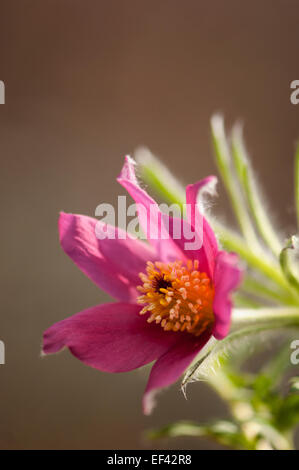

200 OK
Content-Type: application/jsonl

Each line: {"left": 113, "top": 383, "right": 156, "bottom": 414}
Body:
{"left": 143, "top": 331, "right": 211, "bottom": 415}
{"left": 59, "top": 212, "right": 155, "bottom": 302}
{"left": 96, "top": 219, "right": 157, "bottom": 285}
{"left": 117, "top": 156, "right": 184, "bottom": 262}
{"left": 185, "top": 176, "right": 219, "bottom": 278}
{"left": 212, "top": 251, "right": 242, "bottom": 340}
{"left": 43, "top": 303, "right": 180, "bottom": 372}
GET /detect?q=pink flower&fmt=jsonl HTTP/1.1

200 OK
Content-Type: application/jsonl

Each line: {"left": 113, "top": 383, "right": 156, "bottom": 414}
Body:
{"left": 43, "top": 156, "right": 242, "bottom": 414}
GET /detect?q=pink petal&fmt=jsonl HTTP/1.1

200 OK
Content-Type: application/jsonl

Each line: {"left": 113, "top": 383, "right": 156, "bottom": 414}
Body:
{"left": 185, "top": 176, "right": 219, "bottom": 278}
{"left": 95, "top": 217, "right": 157, "bottom": 285}
{"left": 117, "top": 156, "right": 184, "bottom": 263}
{"left": 43, "top": 302, "right": 180, "bottom": 372}
{"left": 212, "top": 251, "right": 242, "bottom": 340}
{"left": 143, "top": 330, "right": 212, "bottom": 415}
{"left": 59, "top": 212, "right": 156, "bottom": 302}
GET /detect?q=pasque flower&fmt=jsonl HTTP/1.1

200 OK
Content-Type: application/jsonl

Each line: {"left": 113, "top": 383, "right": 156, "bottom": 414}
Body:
{"left": 43, "top": 156, "right": 242, "bottom": 414}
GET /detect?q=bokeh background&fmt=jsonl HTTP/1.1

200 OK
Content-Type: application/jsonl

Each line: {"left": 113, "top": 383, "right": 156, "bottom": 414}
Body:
{"left": 1, "top": 0, "right": 299, "bottom": 449}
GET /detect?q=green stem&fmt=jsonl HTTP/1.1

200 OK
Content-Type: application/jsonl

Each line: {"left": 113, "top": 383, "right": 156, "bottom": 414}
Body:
{"left": 135, "top": 147, "right": 186, "bottom": 205}
{"left": 231, "top": 125, "right": 282, "bottom": 257}
{"left": 211, "top": 115, "right": 261, "bottom": 252}
{"left": 279, "top": 237, "right": 299, "bottom": 291}
{"left": 232, "top": 306, "right": 299, "bottom": 329}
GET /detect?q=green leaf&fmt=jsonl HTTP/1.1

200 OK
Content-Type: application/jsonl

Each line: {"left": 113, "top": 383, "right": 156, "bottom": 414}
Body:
{"left": 183, "top": 327, "right": 264, "bottom": 386}
{"left": 275, "top": 394, "right": 299, "bottom": 430}
{"left": 259, "top": 375, "right": 299, "bottom": 432}
{"left": 147, "top": 420, "right": 253, "bottom": 449}
{"left": 183, "top": 310, "right": 299, "bottom": 387}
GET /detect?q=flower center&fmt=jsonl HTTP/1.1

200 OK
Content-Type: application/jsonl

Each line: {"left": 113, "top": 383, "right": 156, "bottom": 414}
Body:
{"left": 137, "top": 259, "right": 215, "bottom": 336}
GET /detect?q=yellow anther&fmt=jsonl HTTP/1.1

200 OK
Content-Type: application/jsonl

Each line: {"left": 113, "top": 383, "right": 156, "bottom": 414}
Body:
{"left": 137, "top": 259, "right": 214, "bottom": 337}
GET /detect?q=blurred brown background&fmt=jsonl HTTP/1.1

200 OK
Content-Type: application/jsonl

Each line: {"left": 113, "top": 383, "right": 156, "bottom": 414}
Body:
{"left": 0, "top": 0, "right": 299, "bottom": 449}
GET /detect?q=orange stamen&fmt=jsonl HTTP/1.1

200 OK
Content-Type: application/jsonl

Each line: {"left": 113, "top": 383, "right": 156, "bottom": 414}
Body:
{"left": 137, "top": 260, "right": 215, "bottom": 336}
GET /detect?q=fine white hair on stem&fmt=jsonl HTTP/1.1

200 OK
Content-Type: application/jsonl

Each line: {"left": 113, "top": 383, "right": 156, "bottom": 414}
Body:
{"left": 231, "top": 122, "right": 283, "bottom": 257}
